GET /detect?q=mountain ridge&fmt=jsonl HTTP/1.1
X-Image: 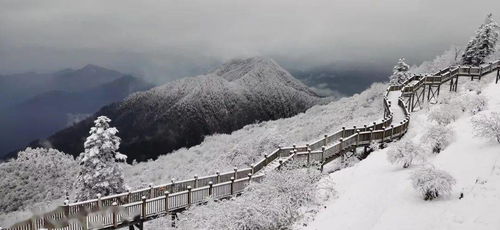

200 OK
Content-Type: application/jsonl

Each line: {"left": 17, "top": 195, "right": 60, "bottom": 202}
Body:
{"left": 32, "top": 57, "right": 323, "bottom": 162}
{"left": 0, "top": 69, "right": 153, "bottom": 158}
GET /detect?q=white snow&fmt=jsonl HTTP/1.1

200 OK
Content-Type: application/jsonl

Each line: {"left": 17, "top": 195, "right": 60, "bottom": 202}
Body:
{"left": 305, "top": 73, "right": 500, "bottom": 230}
{"left": 387, "top": 90, "right": 406, "bottom": 123}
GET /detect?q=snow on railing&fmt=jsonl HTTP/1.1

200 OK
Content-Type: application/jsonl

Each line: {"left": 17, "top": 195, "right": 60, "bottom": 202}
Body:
{"left": 5, "top": 61, "right": 500, "bottom": 230}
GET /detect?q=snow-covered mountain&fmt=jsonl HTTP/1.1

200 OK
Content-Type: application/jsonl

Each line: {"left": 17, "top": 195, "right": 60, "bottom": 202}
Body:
{"left": 34, "top": 57, "right": 322, "bottom": 162}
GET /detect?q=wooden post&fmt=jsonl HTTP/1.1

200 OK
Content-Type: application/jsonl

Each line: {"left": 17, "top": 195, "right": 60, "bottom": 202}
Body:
{"left": 30, "top": 217, "right": 36, "bottom": 230}
{"left": 248, "top": 173, "right": 252, "bottom": 183}
{"left": 278, "top": 160, "right": 283, "bottom": 170}
{"left": 372, "top": 122, "right": 376, "bottom": 130}
{"left": 193, "top": 175, "right": 198, "bottom": 188}
{"left": 216, "top": 171, "right": 220, "bottom": 184}
{"left": 164, "top": 191, "right": 170, "bottom": 213}
{"left": 127, "top": 190, "right": 131, "bottom": 203}
{"left": 321, "top": 146, "right": 326, "bottom": 163}
{"left": 427, "top": 84, "right": 431, "bottom": 101}
{"left": 410, "top": 93, "right": 415, "bottom": 112}
{"left": 324, "top": 135, "right": 328, "bottom": 147}
{"left": 63, "top": 198, "right": 70, "bottom": 217}
{"left": 233, "top": 167, "right": 238, "bottom": 179}
{"left": 341, "top": 127, "right": 346, "bottom": 138}
{"left": 97, "top": 193, "right": 102, "bottom": 209}
{"left": 390, "top": 125, "right": 394, "bottom": 141}
{"left": 141, "top": 196, "right": 147, "bottom": 220}
{"left": 149, "top": 184, "right": 153, "bottom": 198}
{"left": 369, "top": 128, "right": 373, "bottom": 143}
{"left": 187, "top": 186, "right": 192, "bottom": 206}
{"left": 264, "top": 154, "right": 268, "bottom": 165}
{"left": 381, "top": 127, "right": 386, "bottom": 143}
{"left": 355, "top": 129, "right": 360, "bottom": 146}
{"left": 307, "top": 149, "right": 311, "bottom": 166}
{"left": 496, "top": 69, "right": 499, "bottom": 84}
{"left": 208, "top": 181, "right": 213, "bottom": 196}
{"left": 421, "top": 86, "right": 426, "bottom": 104}
{"left": 230, "top": 177, "right": 235, "bottom": 195}
{"left": 250, "top": 164, "right": 255, "bottom": 175}
{"left": 171, "top": 178, "right": 176, "bottom": 193}
{"left": 339, "top": 138, "right": 343, "bottom": 153}
{"left": 112, "top": 202, "right": 118, "bottom": 228}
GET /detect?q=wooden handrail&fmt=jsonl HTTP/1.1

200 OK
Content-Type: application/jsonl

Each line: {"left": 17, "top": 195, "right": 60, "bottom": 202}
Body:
{"left": 5, "top": 61, "right": 500, "bottom": 230}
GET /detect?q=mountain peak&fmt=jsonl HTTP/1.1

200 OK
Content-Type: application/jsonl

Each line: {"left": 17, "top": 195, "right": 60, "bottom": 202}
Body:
{"left": 212, "top": 56, "right": 318, "bottom": 97}
{"left": 80, "top": 64, "right": 109, "bottom": 73}
{"left": 212, "top": 57, "right": 279, "bottom": 81}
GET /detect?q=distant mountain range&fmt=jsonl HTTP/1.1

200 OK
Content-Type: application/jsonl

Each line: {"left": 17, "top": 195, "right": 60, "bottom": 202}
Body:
{"left": 30, "top": 57, "right": 323, "bottom": 162}
{"left": 290, "top": 64, "right": 390, "bottom": 97}
{"left": 0, "top": 65, "right": 153, "bottom": 158}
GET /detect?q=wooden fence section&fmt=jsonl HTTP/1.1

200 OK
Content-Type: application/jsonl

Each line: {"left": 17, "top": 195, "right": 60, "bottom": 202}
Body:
{"left": 4, "top": 61, "right": 500, "bottom": 230}
{"left": 401, "top": 61, "right": 500, "bottom": 111}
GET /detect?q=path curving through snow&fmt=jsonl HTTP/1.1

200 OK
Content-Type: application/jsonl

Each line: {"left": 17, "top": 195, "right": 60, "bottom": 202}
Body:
{"left": 305, "top": 72, "right": 500, "bottom": 230}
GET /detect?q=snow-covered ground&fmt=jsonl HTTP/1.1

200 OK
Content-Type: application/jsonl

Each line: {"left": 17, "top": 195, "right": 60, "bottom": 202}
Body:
{"left": 305, "top": 74, "right": 500, "bottom": 230}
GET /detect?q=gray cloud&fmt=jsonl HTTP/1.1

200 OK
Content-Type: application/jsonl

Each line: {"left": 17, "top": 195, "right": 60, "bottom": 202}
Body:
{"left": 0, "top": 0, "right": 498, "bottom": 83}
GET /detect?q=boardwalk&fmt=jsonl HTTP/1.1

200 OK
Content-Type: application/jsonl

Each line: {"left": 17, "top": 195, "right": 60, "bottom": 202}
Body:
{"left": 4, "top": 61, "right": 500, "bottom": 230}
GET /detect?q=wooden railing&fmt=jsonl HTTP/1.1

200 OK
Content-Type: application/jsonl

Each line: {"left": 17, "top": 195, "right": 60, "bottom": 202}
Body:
{"left": 4, "top": 60, "right": 499, "bottom": 230}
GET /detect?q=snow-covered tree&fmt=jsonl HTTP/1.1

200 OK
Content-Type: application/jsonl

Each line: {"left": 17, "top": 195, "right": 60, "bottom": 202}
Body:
{"left": 126, "top": 84, "right": 387, "bottom": 189}
{"left": 428, "top": 104, "right": 460, "bottom": 125}
{"left": 75, "top": 116, "right": 127, "bottom": 201}
{"left": 410, "top": 165, "right": 456, "bottom": 200}
{"left": 387, "top": 140, "right": 428, "bottom": 168}
{"left": 471, "top": 111, "right": 500, "bottom": 143}
{"left": 456, "top": 92, "right": 488, "bottom": 115}
{"left": 462, "top": 14, "right": 499, "bottom": 66}
{"left": 0, "top": 148, "right": 79, "bottom": 212}
{"left": 421, "top": 123, "right": 454, "bottom": 153}
{"left": 411, "top": 46, "right": 462, "bottom": 74}
{"left": 389, "top": 58, "right": 411, "bottom": 85}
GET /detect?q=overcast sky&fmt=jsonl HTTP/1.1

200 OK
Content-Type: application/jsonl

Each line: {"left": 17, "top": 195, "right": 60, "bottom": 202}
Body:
{"left": 0, "top": 0, "right": 499, "bottom": 82}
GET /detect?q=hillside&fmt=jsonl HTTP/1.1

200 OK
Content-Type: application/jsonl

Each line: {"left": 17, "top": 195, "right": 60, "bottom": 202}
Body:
{"left": 34, "top": 57, "right": 323, "bottom": 162}
{"left": 0, "top": 67, "right": 153, "bottom": 158}
{"left": 304, "top": 73, "right": 500, "bottom": 230}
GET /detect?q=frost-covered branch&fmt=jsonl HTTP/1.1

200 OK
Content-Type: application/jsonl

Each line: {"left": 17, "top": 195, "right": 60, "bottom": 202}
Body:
{"left": 472, "top": 111, "right": 500, "bottom": 143}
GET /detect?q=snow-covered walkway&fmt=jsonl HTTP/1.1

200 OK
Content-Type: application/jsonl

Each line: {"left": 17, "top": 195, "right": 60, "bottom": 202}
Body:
{"left": 387, "top": 90, "right": 406, "bottom": 124}
{"left": 305, "top": 76, "right": 500, "bottom": 230}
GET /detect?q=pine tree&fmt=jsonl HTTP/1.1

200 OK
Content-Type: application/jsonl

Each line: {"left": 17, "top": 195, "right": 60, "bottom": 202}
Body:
{"left": 389, "top": 58, "right": 410, "bottom": 85}
{"left": 75, "top": 116, "right": 127, "bottom": 201}
{"left": 462, "top": 13, "right": 499, "bottom": 66}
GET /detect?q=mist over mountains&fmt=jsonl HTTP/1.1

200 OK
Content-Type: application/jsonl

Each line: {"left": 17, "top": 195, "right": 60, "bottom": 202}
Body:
{"left": 0, "top": 65, "right": 153, "bottom": 157}
{"left": 31, "top": 57, "right": 323, "bottom": 162}
{"left": 290, "top": 63, "right": 391, "bottom": 97}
